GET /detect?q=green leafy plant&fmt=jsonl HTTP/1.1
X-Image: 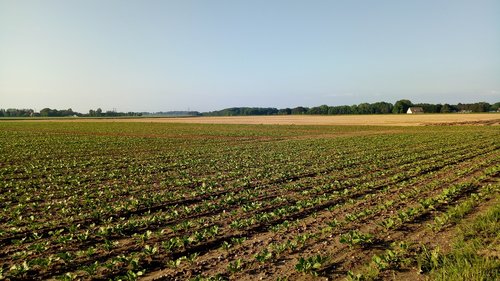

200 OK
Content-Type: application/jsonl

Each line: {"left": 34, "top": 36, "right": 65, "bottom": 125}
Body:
{"left": 254, "top": 249, "right": 272, "bottom": 263}
{"left": 295, "top": 255, "right": 328, "bottom": 276}
{"left": 339, "top": 230, "right": 374, "bottom": 248}
{"left": 227, "top": 258, "right": 243, "bottom": 273}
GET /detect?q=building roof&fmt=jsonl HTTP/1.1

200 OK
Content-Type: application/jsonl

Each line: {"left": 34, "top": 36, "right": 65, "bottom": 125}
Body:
{"left": 407, "top": 107, "right": 424, "bottom": 113}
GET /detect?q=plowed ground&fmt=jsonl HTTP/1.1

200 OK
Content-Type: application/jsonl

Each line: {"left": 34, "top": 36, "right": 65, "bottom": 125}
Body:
{"left": 0, "top": 122, "right": 498, "bottom": 280}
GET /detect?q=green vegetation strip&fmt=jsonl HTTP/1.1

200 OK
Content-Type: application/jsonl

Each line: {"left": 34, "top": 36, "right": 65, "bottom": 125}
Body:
{"left": 427, "top": 200, "right": 499, "bottom": 281}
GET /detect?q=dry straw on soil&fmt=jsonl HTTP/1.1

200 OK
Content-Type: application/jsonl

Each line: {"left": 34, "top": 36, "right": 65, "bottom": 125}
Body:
{"left": 18, "top": 113, "right": 500, "bottom": 126}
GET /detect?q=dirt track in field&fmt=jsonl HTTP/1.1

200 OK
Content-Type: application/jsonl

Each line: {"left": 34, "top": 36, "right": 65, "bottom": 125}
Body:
{"left": 8, "top": 114, "right": 500, "bottom": 126}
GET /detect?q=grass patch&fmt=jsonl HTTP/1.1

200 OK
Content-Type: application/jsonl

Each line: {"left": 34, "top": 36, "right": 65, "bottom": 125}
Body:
{"left": 427, "top": 200, "right": 500, "bottom": 280}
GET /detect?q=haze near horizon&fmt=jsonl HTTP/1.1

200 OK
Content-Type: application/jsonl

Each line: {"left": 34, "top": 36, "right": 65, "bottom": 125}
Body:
{"left": 1, "top": 0, "right": 499, "bottom": 113}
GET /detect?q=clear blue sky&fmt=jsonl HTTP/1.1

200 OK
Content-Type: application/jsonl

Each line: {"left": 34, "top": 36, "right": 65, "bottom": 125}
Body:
{"left": 1, "top": 0, "right": 499, "bottom": 112}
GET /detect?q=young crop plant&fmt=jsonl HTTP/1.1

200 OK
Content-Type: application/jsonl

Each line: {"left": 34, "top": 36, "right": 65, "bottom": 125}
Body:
{"left": 162, "top": 237, "right": 185, "bottom": 252}
{"left": 114, "top": 269, "right": 145, "bottom": 281}
{"left": 327, "top": 218, "right": 339, "bottom": 228}
{"left": 254, "top": 249, "right": 273, "bottom": 263}
{"left": 143, "top": 244, "right": 159, "bottom": 256}
{"left": 397, "top": 207, "right": 420, "bottom": 223}
{"left": 295, "top": 255, "right": 328, "bottom": 276}
{"left": 270, "top": 240, "right": 297, "bottom": 255}
{"left": 220, "top": 241, "right": 232, "bottom": 251}
{"left": 81, "top": 261, "right": 100, "bottom": 277}
{"left": 296, "top": 233, "right": 316, "bottom": 246}
{"left": 230, "top": 237, "right": 246, "bottom": 245}
{"left": 56, "top": 272, "right": 78, "bottom": 281}
{"left": 103, "top": 239, "right": 119, "bottom": 252}
{"left": 345, "top": 270, "right": 363, "bottom": 281}
{"left": 419, "top": 198, "right": 437, "bottom": 210}
{"left": 339, "top": 230, "right": 374, "bottom": 248}
{"left": 379, "top": 218, "right": 397, "bottom": 230}
{"left": 167, "top": 256, "right": 186, "bottom": 269}
{"left": 227, "top": 258, "right": 244, "bottom": 273}
{"left": 186, "top": 252, "right": 199, "bottom": 264}
{"left": 28, "top": 241, "right": 49, "bottom": 253}
{"left": 8, "top": 261, "right": 30, "bottom": 278}
{"left": 372, "top": 242, "right": 411, "bottom": 271}
{"left": 190, "top": 273, "right": 228, "bottom": 281}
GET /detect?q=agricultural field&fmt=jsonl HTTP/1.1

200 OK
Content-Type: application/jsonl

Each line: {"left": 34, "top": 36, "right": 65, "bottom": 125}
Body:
{"left": 14, "top": 113, "right": 500, "bottom": 126}
{"left": 0, "top": 121, "right": 498, "bottom": 280}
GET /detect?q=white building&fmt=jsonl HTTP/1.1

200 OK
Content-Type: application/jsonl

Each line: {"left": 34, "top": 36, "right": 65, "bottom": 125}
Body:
{"left": 407, "top": 107, "right": 424, "bottom": 114}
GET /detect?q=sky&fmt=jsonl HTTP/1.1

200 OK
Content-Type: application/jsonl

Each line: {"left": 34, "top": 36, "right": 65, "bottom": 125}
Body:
{"left": 1, "top": 0, "right": 499, "bottom": 113}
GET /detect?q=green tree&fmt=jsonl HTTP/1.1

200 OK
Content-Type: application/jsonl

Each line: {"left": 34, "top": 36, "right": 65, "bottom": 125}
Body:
{"left": 278, "top": 108, "right": 291, "bottom": 115}
{"left": 393, "top": 99, "right": 413, "bottom": 113}
{"left": 373, "top": 102, "right": 393, "bottom": 114}
{"left": 440, "top": 104, "right": 452, "bottom": 113}
{"left": 471, "top": 102, "right": 490, "bottom": 112}
{"left": 291, "top": 107, "right": 308, "bottom": 115}
{"left": 40, "top": 108, "right": 51, "bottom": 117}
{"left": 357, "top": 103, "right": 372, "bottom": 114}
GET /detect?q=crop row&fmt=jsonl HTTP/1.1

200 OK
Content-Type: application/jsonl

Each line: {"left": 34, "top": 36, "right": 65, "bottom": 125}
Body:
{"left": 0, "top": 122, "right": 498, "bottom": 280}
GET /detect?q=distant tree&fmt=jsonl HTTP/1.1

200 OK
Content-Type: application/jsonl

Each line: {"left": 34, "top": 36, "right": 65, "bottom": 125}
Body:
{"left": 357, "top": 103, "right": 372, "bottom": 114}
{"left": 307, "top": 107, "right": 319, "bottom": 114}
{"left": 6, "top": 108, "right": 18, "bottom": 117}
{"left": 291, "top": 107, "right": 308, "bottom": 115}
{"left": 414, "top": 103, "right": 440, "bottom": 113}
{"left": 0, "top": 108, "right": 33, "bottom": 117}
{"left": 472, "top": 102, "right": 490, "bottom": 112}
{"left": 319, "top": 105, "right": 329, "bottom": 115}
{"left": 59, "top": 108, "right": 74, "bottom": 116}
{"left": 328, "top": 105, "right": 353, "bottom": 114}
{"left": 0, "top": 107, "right": 79, "bottom": 117}
{"left": 350, "top": 105, "right": 359, "bottom": 114}
{"left": 307, "top": 105, "right": 329, "bottom": 115}
{"left": 371, "top": 102, "right": 393, "bottom": 114}
{"left": 202, "top": 107, "right": 278, "bottom": 116}
{"left": 40, "top": 108, "right": 51, "bottom": 117}
{"left": 440, "top": 104, "right": 452, "bottom": 113}
{"left": 25, "top": 109, "right": 34, "bottom": 117}
{"left": 278, "top": 108, "right": 291, "bottom": 115}
{"left": 96, "top": 108, "right": 103, "bottom": 116}
{"left": 393, "top": 99, "right": 413, "bottom": 113}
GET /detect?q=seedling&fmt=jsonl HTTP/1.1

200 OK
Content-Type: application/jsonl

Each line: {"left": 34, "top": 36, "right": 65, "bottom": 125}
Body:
{"left": 295, "top": 255, "right": 328, "bottom": 276}
{"left": 227, "top": 258, "right": 243, "bottom": 273}
{"left": 339, "top": 230, "right": 374, "bottom": 248}
{"left": 254, "top": 249, "right": 272, "bottom": 263}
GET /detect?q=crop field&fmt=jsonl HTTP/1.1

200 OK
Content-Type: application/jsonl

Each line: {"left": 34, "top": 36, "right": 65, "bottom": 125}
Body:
{"left": 0, "top": 122, "right": 498, "bottom": 280}
{"left": 13, "top": 113, "right": 500, "bottom": 126}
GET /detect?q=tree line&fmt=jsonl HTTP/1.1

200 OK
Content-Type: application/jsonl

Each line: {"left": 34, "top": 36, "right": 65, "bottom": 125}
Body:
{"left": 202, "top": 100, "right": 500, "bottom": 116}
{"left": 0, "top": 108, "right": 142, "bottom": 117}
{"left": 1, "top": 100, "right": 499, "bottom": 118}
